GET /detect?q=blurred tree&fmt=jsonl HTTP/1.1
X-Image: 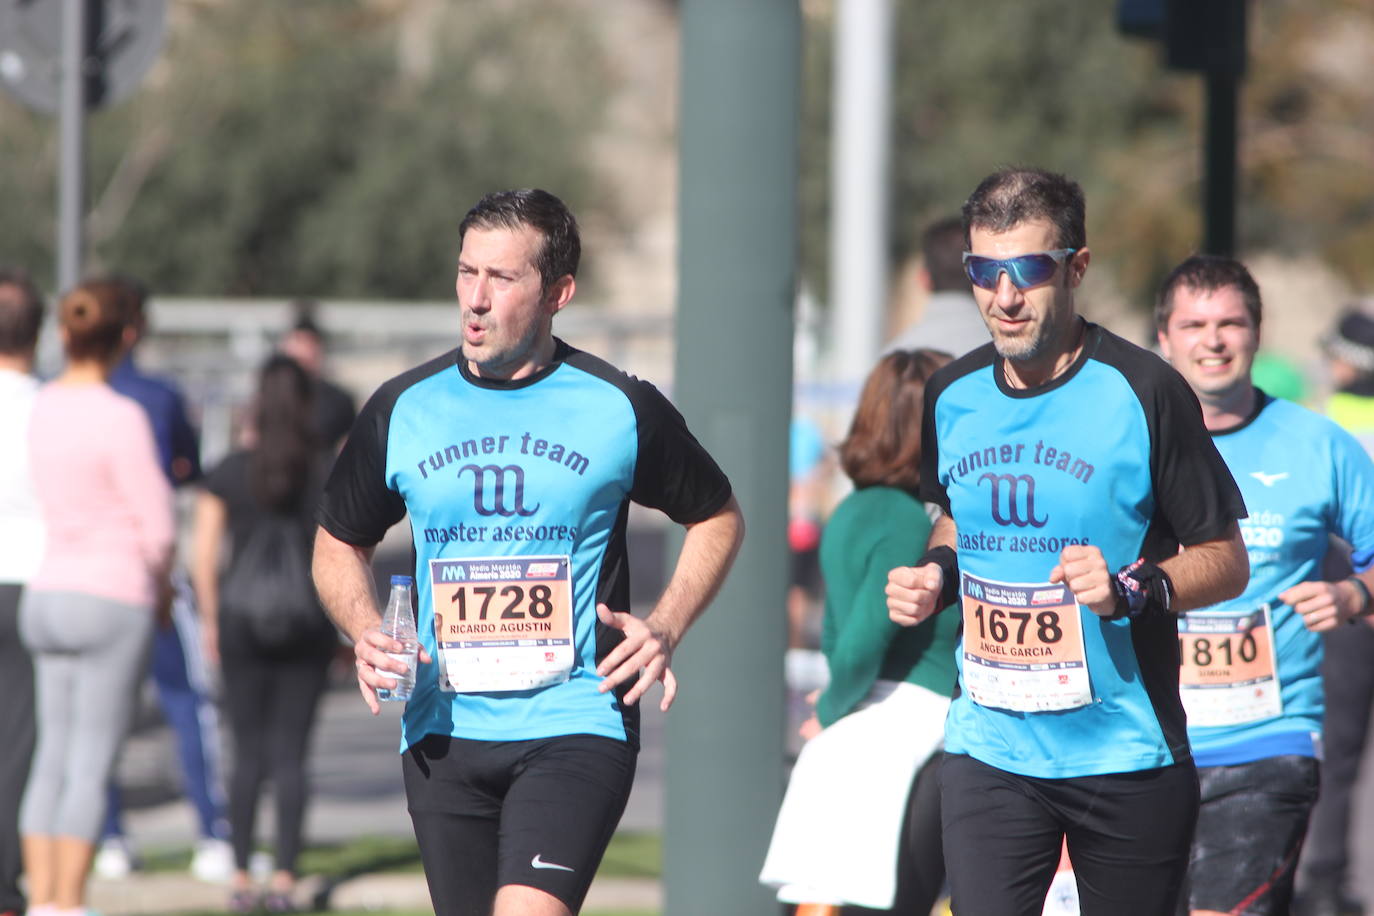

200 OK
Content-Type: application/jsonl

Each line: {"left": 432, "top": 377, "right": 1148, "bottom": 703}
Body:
{"left": 0, "top": 0, "right": 612, "bottom": 298}
{"left": 798, "top": 0, "right": 1374, "bottom": 314}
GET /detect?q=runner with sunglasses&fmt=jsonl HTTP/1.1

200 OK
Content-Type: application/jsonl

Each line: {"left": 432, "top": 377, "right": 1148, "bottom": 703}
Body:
{"left": 1154, "top": 256, "right": 1374, "bottom": 916}
{"left": 885, "top": 167, "right": 1249, "bottom": 916}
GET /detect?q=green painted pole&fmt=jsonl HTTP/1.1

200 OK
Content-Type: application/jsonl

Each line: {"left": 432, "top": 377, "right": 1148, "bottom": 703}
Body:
{"left": 666, "top": 1, "right": 798, "bottom": 913}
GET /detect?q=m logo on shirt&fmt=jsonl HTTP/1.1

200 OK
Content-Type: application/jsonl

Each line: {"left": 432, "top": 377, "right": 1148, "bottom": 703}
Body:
{"left": 458, "top": 464, "right": 541, "bottom": 517}
{"left": 979, "top": 472, "right": 1048, "bottom": 528}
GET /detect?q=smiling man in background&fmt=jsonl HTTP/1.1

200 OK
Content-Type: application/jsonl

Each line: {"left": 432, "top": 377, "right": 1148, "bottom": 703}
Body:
{"left": 1156, "top": 255, "right": 1374, "bottom": 916}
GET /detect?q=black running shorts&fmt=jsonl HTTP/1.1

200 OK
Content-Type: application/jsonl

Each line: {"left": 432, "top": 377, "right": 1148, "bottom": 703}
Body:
{"left": 402, "top": 732, "right": 637, "bottom": 916}
{"left": 1187, "top": 755, "right": 1320, "bottom": 916}
{"left": 940, "top": 752, "right": 1199, "bottom": 916}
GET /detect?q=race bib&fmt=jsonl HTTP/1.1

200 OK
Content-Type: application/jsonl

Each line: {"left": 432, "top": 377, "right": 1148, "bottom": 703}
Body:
{"left": 960, "top": 572, "right": 1092, "bottom": 712}
{"left": 1178, "top": 605, "right": 1281, "bottom": 727}
{"left": 429, "top": 555, "right": 575, "bottom": 693}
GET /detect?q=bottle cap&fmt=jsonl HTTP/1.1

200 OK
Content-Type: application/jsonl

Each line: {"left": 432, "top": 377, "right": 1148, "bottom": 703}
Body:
{"left": 390, "top": 575, "right": 414, "bottom": 586}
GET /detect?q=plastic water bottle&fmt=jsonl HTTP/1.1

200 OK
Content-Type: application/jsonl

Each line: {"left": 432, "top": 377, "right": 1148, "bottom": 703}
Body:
{"left": 376, "top": 574, "right": 418, "bottom": 702}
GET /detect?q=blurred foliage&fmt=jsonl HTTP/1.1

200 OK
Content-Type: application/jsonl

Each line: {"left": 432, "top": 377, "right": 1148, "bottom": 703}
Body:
{"left": 799, "top": 0, "right": 1374, "bottom": 309}
{"left": 6, "top": 0, "right": 1373, "bottom": 308}
{"left": 0, "top": 0, "right": 613, "bottom": 298}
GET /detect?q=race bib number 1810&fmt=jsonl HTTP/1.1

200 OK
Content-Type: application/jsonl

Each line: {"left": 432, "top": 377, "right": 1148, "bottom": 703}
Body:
{"left": 960, "top": 572, "right": 1092, "bottom": 712}
{"left": 429, "top": 555, "right": 574, "bottom": 693}
{"left": 1177, "top": 605, "right": 1281, "bottom": 727}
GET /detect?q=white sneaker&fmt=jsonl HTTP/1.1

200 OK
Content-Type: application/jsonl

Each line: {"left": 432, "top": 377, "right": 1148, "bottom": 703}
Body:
{"left": 93, "top": 837, "right": 139, "bottom": 879}
{"left": 190, "top": 838, "right": 235, "bottom": 883}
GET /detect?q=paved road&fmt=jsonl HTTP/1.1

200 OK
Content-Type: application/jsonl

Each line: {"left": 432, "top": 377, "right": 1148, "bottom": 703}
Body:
{"left": 118, "top": 667, "right": 666, "bottom": 848}
{"left": 109, "top": 669, "right": 665, "bottom": 912}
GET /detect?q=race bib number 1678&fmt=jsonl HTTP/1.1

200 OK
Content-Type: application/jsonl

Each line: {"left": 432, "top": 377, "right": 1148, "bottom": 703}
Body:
{"left": 960, "top": 572, "right": 1092, "bottom": 712}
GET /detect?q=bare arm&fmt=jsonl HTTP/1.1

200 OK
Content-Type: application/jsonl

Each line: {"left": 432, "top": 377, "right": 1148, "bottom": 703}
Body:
{"left": 1054, "top": 521, "right": 1249, "bottom": 617}
{"left": 1280, "top": 567, "right": 1374, "bottom": 632}
{"left": 596, "top": 495, "right": 745, "bottom": 710}
{"left": 886, "top": 512, "right": 956, "bottom": 626}
{"left": 313, "top": 525, "right": 428, "bottom": 714}
{"left": 1158, "top": 521, "right": 1249, "bottom": 613}
{"left": 190, "top": 492, "right": 227, "bottom": 664}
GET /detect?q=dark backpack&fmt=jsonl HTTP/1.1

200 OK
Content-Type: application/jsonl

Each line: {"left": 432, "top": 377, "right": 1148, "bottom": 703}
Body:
{"left": 219, "top": 513, "right": 325, "bottom": 648}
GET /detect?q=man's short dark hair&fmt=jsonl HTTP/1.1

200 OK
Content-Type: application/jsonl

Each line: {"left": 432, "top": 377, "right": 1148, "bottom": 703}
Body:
{"left": 962, "top": 167, "right": 1086, "bottom": 252}
{"left": 290, "top": 299, "right": 324, "bottom": 339}
{"left": 1154, "top": 255, "right": 1263, "bottom": 333}
{"left": 0, "top": 267, "right": 45, "bottom": 355}
{"left": 922, "top": 216, "right": 968, "bottom": 291}
{"left": 458, "top": 189, "right": 581, "bottom": 295}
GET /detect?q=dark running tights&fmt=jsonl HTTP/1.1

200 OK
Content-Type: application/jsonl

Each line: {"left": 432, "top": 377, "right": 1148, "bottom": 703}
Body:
{"left": 219, "top": 632, "right": 332, "bottom": 876}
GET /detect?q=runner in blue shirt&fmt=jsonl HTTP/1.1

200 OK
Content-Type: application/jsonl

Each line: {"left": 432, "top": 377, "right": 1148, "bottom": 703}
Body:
{"left": 885, "top": 167, "right": 1250, "bottom": 916}
{"left": 312, "top": 189, "right": 744, "bottom": 916}
{"left": 1155, "top": 255, "right": 1374, "bottom": 916}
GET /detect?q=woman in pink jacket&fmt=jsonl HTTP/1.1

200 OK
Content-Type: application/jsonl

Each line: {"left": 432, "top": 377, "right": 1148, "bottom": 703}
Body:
{"left": 19, "top": 279, "right": 174, "bottom": 916}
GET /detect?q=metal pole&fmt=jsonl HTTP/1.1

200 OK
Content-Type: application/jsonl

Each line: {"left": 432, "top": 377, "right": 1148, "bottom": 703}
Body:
{"left": 668, "top": 1, "right": 798, "bottom": 913}
{"left": 826, "top": 0, "right": 894, "bottom": 384}
{"left": 57, "top": 0, "right": 87, "bottom": 292}
{"left": 1202, "top": 67, "right": 1238, "bottom": 257}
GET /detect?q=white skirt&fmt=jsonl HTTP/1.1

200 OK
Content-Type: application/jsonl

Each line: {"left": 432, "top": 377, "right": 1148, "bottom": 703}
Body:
{"left": 759, "top": 680, "right": 950, "bottom": 909}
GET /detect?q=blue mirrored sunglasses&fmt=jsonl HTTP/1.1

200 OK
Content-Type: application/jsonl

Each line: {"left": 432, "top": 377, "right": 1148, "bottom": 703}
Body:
{"left": 962, "top": 248, "right": 1077, "bottom": 291}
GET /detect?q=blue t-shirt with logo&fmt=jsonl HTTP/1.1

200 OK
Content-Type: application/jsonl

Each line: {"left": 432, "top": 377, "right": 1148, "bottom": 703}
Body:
{"left": 1187, "top": 391, "right": 1374, "bottom": 766}
{"left": 920, "top": 323, "right": 1246, "bottom": 778}
{"left": 318, "top": 341, "right": 732, "bottom": 752}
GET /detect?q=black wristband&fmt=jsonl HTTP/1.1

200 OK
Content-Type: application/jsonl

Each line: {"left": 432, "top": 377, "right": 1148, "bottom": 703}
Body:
{"left": 1349, "top": 576, "right": 1373, "bottom": 621}
{"left": 916, "top": 545, "right": 961, "bottom": 610}
{"left": 1110, "top": 559, "right": 1175, "bottom": 621}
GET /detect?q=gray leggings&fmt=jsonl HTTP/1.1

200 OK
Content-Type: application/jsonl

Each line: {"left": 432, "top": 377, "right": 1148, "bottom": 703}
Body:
{"left": 19, "top": 589, "right": 153, "bottom": 840}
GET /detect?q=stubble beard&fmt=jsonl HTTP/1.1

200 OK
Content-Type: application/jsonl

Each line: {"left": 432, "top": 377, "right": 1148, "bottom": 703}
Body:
{"left": 463, "top": 319, "right": 547, "bottom": 377}
{"left": 991, "top": 318, "right": 1050, "bottom": 363}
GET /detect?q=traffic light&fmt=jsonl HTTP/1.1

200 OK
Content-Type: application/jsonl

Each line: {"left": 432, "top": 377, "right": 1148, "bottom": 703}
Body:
{"left": 1116, "top": 0, "right": 1247, "bottom": 76}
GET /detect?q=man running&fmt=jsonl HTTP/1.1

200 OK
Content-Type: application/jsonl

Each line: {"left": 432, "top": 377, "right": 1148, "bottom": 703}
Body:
{"left": 886, "top": 167, "right": 1249, "bottom": 915}
{"left": 1156, "top": 255, "right": 1374, "bottom": 916}
{"left": 312, "top": 188, "right": 744, "bottom": 916}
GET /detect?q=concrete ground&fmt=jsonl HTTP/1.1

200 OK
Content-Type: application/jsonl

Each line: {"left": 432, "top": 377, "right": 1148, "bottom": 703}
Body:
{"left": 97, "top": 674, "right": 665, "bottom": 914}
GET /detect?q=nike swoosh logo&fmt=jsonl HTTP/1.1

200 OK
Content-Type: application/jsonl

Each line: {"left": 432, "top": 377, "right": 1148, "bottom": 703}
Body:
{"left": 531, "top": 854, "right": 574, "bottom": 872}
{"left": 1250, "top": 471, "right": 1289, "bottom": 487}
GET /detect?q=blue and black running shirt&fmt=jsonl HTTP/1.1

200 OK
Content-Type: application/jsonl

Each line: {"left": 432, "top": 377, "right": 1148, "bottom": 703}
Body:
{"left": 1187, "top": 391, "right": 1374, "bottom": 766}
{"left": 318, "top": 340, "right": 733, "bottom": 752}
{"left": 919, "top": 323, "right": 1247, "bottom": 778}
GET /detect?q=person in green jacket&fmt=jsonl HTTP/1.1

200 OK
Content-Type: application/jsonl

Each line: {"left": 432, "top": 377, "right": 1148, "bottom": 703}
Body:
{"left": 762, "top": 348, "right": 959, "bottom": 916}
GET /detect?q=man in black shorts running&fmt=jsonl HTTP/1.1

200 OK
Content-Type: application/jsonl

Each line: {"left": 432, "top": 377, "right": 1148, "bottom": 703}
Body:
{"left": 1156, "top": 256, "right": 1374, "bottom": 916}
{"left": 886, "top": 167, "right": 1249, "bottom": 915}
{"left": 312, "top": 189, "right": 744, "bottom": 916}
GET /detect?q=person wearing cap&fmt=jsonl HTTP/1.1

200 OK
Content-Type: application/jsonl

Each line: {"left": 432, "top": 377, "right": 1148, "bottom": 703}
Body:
{"left": 1155, "top": 256, "right": 1374, "bottom": 916}
{"left": 311, "top": 188, "right": 744, "bottom": 916}
{"left": 885, "top": 167, "right": 1249, "bottom": 915}
{"left": 1295, "top": 305, "right": 1374, "bottom": 916}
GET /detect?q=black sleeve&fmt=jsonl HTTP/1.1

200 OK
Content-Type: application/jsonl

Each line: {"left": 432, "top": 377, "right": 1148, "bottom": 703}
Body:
{"left": 202, "top": 451, "right": 245, "bottom": 504}
{"left": 316, "top": 379, "right": 408, "bottom": 547}
{"left": 559, "top": 348, "right": 732, "bottom": 524}
{"left": 918, "top": 367, "right": 951, "bottom": 514}
{"left": 1097, "top": 334, "right": 1247, "bottom": 549}
{"left": 627, "top": 379, "right": 733, "bottom": 524}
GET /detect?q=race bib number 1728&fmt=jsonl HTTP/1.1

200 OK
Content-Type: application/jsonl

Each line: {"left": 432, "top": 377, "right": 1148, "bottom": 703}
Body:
{"left": 429, "top": 555, "right": 574, "bottom": 693}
